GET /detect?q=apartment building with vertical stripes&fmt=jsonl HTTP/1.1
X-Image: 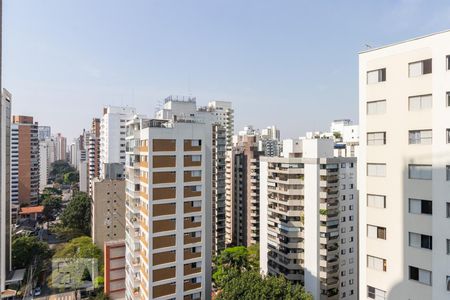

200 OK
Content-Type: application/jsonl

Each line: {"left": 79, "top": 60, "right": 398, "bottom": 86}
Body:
{"left": 124, "top": 115, "right": 212, "bottom": 300}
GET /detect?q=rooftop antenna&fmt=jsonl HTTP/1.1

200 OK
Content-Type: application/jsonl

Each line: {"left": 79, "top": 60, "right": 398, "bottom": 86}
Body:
{"left": 365, "top": 44, "right": 372, "bottom": 49}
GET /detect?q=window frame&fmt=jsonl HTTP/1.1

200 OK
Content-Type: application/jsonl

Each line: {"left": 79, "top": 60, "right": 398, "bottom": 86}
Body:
{"left": 367, "top": 163, "right": 386, "bottom": 177}
{"left": 408, "top": 94, "right": 432, "bottom": 111}
{"left": 367, "top": 68, "right": 386, "bottom": 84}
{"left": 408, "top": 164, "right": 432, "bottom": 180}
{"left": 367, "top": 100, "right": 387, "bottom": 115}
{"left": 367, "top": 132, "right": 386, "bottom": 145}
{"left": 408, "top": 59, "right": 432, "bottom": 77}
{"left": 367, "top": 194, "right": 386, "bottom": 209}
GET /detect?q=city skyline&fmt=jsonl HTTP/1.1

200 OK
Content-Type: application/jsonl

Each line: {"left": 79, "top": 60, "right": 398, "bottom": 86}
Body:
{"left": 4, "top": 0, "right": 450, "bottom": 140}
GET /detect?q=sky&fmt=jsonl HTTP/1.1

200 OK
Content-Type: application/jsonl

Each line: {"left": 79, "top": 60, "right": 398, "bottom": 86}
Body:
{"left": 3, "top": 0, "right": 450, "bottom": 141}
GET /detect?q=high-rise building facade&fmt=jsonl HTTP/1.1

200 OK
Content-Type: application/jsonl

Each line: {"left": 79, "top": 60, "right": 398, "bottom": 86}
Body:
{"left": 100, "top": 106, "right": 137, "bottom": 178}
{"left": 124, "top": 116, "right": 212, "bottom": 300}
{"left": 260, "top": 138, "right": 358, "bottom": 300}
{"left": 0, "top": 89, "right": 11, "bottom": 293}
{"left": 39, "top": 138, "right": 56, "bottom": 191}
{"left": 11, "top": 115, "right": 39, "bottom": 206}
{"left": 37, "top": 125, "right": 51, "bottom": 141}
{"left": 225, "top": 134, "right": 261, "bottom": 247}
{"left": 88, "top": 118, "right": 101, "bottom": 195}
{"left": 156, "top": 97, "right": 234, "bottom": 254}
{"left": 359, "top": 31, "right": 450, "bottom": 300}
{"left": 55, "top": 133, "right": 67, "bottom": 161}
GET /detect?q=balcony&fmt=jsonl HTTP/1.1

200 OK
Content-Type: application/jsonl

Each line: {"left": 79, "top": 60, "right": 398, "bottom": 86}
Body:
{"left": 184, "top": 234, "right": 202, "bottom": 245}
{"left": 153, "top": 203, "right": 176, "bottom": 216}
{"left": 153, "top": 155, "right": 176, "bottom": 168}
{"left": 153, "top": 187, "right": 176, "bottom": 200}
{"left": 184, "top": 219, "right": 201, "bottom": 229}
{"left": 184, "top": 250, "right": 201, "bottom": 260}
{"left": 184, "top": 202, "right": 201, "bottom": 214}
{"left": 184, "top": 155, "right": 201, "bottom": 167}
{"left": 184, "top": 140, "right": 202, "bottom": 152}
{"left": 152, "top": 283, "right": 176, "bottom": 299}
{"left": 184, "top": 187, "right": 201, "bottom": 198}
{"left": 184, "top": 264, "right": 201, "bottom": 276}
{"left": 184, "top": 282, "right": 201, "bottom": 292}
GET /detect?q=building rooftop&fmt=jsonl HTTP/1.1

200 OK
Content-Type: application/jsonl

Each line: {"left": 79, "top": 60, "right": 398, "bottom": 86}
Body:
{"left": 19, "top": 206, "right": 44, "bottom": 215}
{"left": 359, "top": 29, "right": 450, "bottom": 54}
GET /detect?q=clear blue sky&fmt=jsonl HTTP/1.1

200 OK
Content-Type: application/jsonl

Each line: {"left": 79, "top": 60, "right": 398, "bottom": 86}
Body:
{"left": 3, "top": 0, "right": 450, "bottom": 141}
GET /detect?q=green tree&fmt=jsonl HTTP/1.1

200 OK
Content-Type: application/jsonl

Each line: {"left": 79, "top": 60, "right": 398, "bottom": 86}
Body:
{"left": 63, "top": 171, "right": 79, "bottom": 184}
{"left": 217, "top": 271, "right": 312, "bottom": 300}
{"left": 42, "top": 196, "right": 62, "bottom": 222}
{"left": 60, "top": 192, "right": 91, "bottom": 235}
{"left": 12, "top": 236, "right": 52, "bottom": 269}
{"left": 50, "top": 160, "right": 76, "bottom": 184}
{"left": 213, "top": 245, "right": 259, "bottom": 288}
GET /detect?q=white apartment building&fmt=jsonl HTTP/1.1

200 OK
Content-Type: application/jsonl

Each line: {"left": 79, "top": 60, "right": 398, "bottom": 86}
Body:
{"left": 0, "top": 89, "right": 11, "bottom": 295}
{"left": 100, "top": 106, "right": 137, "bottom": 178}
{"left": 39, "top": 138, "right": 56, "bottom": 191}
{"left": 260, "top": 138, "right": 358, "bottom": 300}
{"left": 124, "top": 116, "right": 212, "bottom": 300}
{"left": 359, "top": 30, "right": 450, "bottom": 300}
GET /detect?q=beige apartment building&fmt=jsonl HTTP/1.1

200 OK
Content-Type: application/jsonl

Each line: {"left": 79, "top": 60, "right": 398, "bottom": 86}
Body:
{"left": 359, "top": 30, "right": 450, "bottom": 299}
{"left": 124, "top": 116, "right": 212, "bottom": 300}
{"left": 91, "top": 175, "right": 126, "bottom": 250}
{"left": 11, "top": 115, "right": 39, "bottom": 206}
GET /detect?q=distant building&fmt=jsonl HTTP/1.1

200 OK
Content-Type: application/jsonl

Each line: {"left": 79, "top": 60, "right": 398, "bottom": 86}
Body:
{"left": 11, "top": 115, "right": 40, "bottom": 206}
{"left": 39, "top": 138, "right": 57, "bottom": 191}
{"left": 225, "top": 134, "right": 262, "bottom": 247}
{"left": 55, "top": 133, "right": 67, "bottom": 161}
{"left": 37, "top": 126, "right": 51, "bottom": 141}
{"left": 79, "top": 161, "right": 89, "bottom": 193}
{"left": 100, "top": 106, "right": 137, "bottom": 178}
{"left": 88, "top": 118, "right": 101, "bottom": 195}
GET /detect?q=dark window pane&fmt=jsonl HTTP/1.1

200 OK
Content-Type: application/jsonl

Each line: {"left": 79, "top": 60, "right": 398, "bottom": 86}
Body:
{"left": 409, "top": 266, "right": 419, "bottom": 280}
{"left": 421, "top": 200, "right": 432, "bottom": 215}
{"left": 421, "top": 235, "right": 432, "bottom": 250}
{"left": 423, "top": 59, "right": 432, "bottom": 74}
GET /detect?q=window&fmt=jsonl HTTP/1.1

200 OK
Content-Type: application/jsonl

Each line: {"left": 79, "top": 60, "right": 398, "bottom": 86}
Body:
{"left": 409, "top": 164, "right": 432, "bottom": 180}
{"left": 409, "top": 232, "right": 432, "bottom": 250}
{"left": 367, "top": 255, "right": 387, "bottom": 272}
{"left": 447, "top": 165, "right": 450, "bottom": 181}
{"left": 409, "top": 59, "right": 432, "bottom": 77}
{"left": 447, "top": 276, "right": 450, "bottom": 291}
{"left": 447, "top": 129, "right": 450, "bottom": 143}
{"left": 447, "top": 92, "right": 450, "bottom": 107}
{"left": 367, "top": 68, "right": 386, "bottom": 84}
{"left": 409, "top": 130, "right": 432, "bottom": 144}
{"left": 408, "top": 198, "right": 432, "bottom": 215}
{"left": 409, "top": 94, "right": 432, "bottom": 111}
{"left": 447, "top": 239, "right": 450, "bottom": 255}
{"left": 409, "top": 266, "right": 432, "bottom": 285}
{"left": 447, "top": 203, "right": 450, "bottom": 218}
{"left": 367, "top": 132, "right": 386, "bottom": 145}
{"left": 191, "top": 155, "right": 201, "bottom": 162}
{"left": 367, "top": 225, "right": 386, "bottom": 240}
{"left": 367, "top": 100, "right": 387, "bottom": 115}
{"left": 367, "top": 286, "right": 387, "bottom": 300}
{"left": 191, "top": 139, "right": 201, "bottom": 147}
{"left": 447, "top": 55, "right": 450, "bottom": 70}
{"left": 367, "top": 194, "right": 386, "bottom": 208}
{"left": 367, "top": 163, "right": 386, "bottom": 177}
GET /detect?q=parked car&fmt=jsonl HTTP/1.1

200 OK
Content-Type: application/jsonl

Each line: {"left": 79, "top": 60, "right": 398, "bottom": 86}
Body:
{"left": 34, "top": 286, "right": 41, "bottom": 296}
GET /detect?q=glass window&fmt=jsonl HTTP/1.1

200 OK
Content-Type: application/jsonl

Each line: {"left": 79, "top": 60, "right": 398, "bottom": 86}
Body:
{"left": 447, "top": 55, "right": 450, "bottom": 70}
{"left": 367, "top": 68, "right": 386, "bottom": 84}
{"left": 447, "top": 165, "right": 450, "bottom": 181}
{"left": 409, "top": 232, "right": 432, "bottom": 250}
{"left": 367, "top": 163, "right": 386, "bottom": 177}
{"left": 409, "top": 95, "right": 432, "bottom": 111}
{"left": 408, "top": 198, "right": 432, "bottom": 215}
{"left": 409, "top": 129, "right": 432, "bottom": 144}
{"left": 408, "top": 164, "right": 432, "bottom": 180}
{"left": 367, "top": 194, "right": 386, "bottom": 208}
{"left": 367, "top": 132, "right": 386, "bottom": 145}
{"left": 367, "top": 255, "right": 386, "bottom": 272}
{"left": 447, "top": 92, "right": 450, "bottom": 107}
{"left": 409, "top": 59, "right": 432, "bottom": 77}
{"left": 447, "top": 239, "right": 450, "bottom": 255}
{"left": 409, "top": 266, "right": 432, "bottom": 285}
{"left": 367, "top": 100, "right": 387, "bottom": 115}
{"left": 447, "top": 203, "right": 450, "bottom": 218}
{"left": 367, "top": 285, "right": 387, "bottom": 300}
